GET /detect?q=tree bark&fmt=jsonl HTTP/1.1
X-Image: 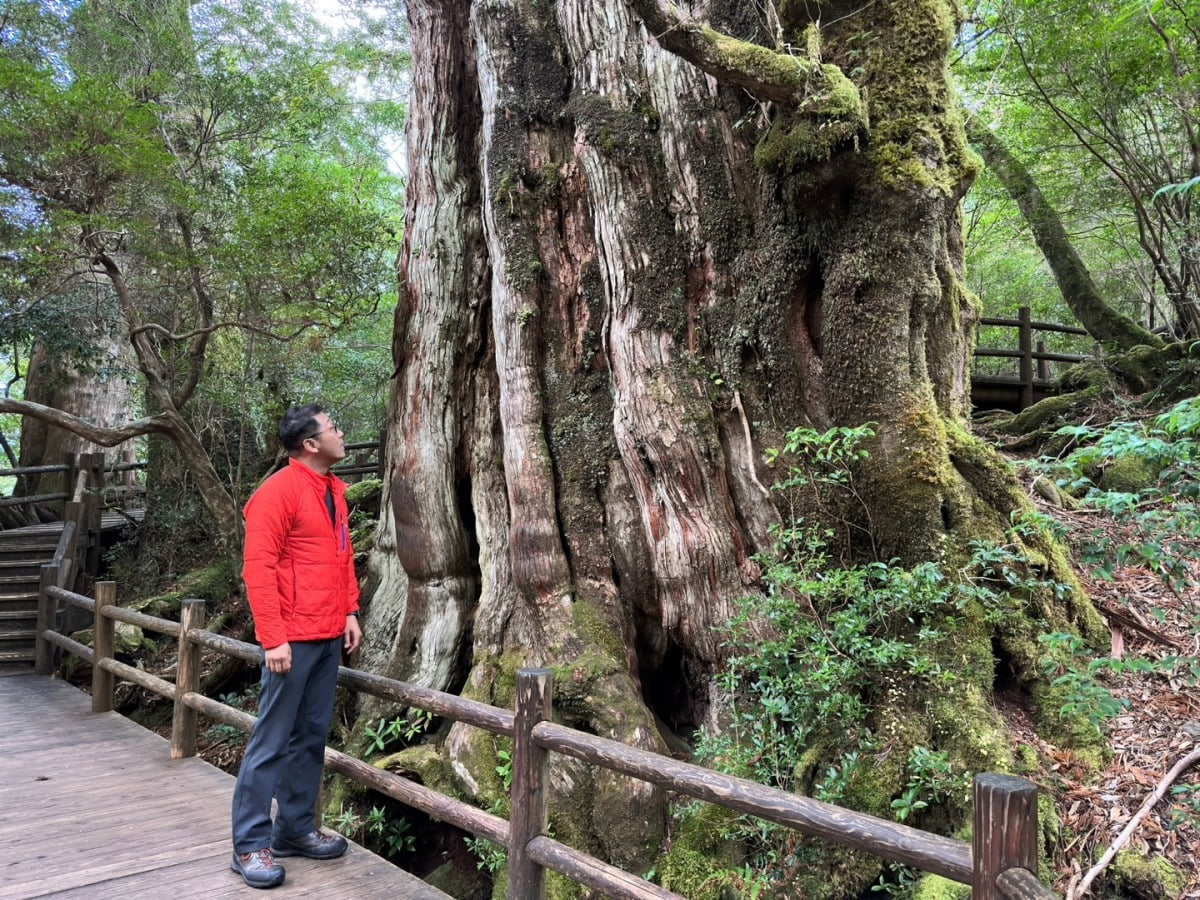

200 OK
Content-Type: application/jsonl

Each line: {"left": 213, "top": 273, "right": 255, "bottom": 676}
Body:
{"left": 10, "top": 335, "right": 135, "bottom": 523}
{"left": 362, "top": 0, "right": 1105, "bottom": 886}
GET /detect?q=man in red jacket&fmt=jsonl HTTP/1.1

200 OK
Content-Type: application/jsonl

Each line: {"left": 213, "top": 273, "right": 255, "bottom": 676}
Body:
{"left": 231, "top": 405, "right": 363, "bottom": 889}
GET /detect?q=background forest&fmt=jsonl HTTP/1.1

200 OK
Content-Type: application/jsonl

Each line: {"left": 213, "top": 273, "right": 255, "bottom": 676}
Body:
{"left": 1, "top": 0, "right": 1198, "bottom": 898}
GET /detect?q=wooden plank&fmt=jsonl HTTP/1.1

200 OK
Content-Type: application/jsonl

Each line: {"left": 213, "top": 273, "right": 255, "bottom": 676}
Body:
{"left": 0, "top": 674, "right": 450, "bottom": 899}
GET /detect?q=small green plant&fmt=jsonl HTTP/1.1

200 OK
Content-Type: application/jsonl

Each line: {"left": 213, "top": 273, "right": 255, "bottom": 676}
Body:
{"left": 365, "top": 805, "right": 417, "bottom": 855}
{"left": 465, "top": 835, "right": 507, "bottom": 874}
{"left": 1037, "top": 633, "right": 1128, "bottom": 728}
{"left": 890, "top": 747, "right": 966, "bottom": 823}
{"left": 465, "top": 799, "right": 509, "bottom": 873}
{"left": 325, "top": 804, "right": 416, "bottom": 859}
{"left": 325, "top": 807, "right": 363, "bottom": 836}
{"left": 363, "top": 709, "right": 432, "bottom": 754}
{"left": 1167, "top": 783, "right": 1200, "bottom": 831}
{"left": 495, "top": 747, "right": 513, "bottom": 790}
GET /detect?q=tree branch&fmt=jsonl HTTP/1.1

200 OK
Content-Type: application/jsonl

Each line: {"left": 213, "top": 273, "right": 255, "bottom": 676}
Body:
{"left": 128, "top": 319, "right": 316, "bottom": 344}
{"left": 625, "top": 0, "right": 865, "bottom": 128}
{"left": 0, "top": 398, "right": 176, "bottom": 446}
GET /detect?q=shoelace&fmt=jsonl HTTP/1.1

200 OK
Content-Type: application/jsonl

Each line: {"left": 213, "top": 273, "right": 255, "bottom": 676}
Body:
{"left": 241, "top": 848, "right": 278, "bottom": 867}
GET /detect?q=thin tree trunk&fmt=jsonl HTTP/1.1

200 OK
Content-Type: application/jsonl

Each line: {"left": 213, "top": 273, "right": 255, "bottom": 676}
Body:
{"left": 968, "top": 123, "right": 1165, "bottom": 350}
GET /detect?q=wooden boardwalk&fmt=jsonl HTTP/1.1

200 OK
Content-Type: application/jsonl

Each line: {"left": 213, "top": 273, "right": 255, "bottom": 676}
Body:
{"left": 0, "top": 673, "right": 450, "bottom": 899}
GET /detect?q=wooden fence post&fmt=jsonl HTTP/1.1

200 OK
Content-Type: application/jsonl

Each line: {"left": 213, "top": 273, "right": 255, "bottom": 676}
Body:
{"left": 171, "top": 598, "right": 206, "bottom": 758}
{"left": 82, "top": 451, "right": 105, "bottom": 576}
{"left": 62, "top": 452, "right": 79, "bottom": 519}
{"left": 973, "top": 773, "right": 1040, "bottom": 899}
{"left": 35, "top": 563, "right": 60, "bottom": 676}
{"left": 92, "top": 581, "right": 117, "bottom": 713}
{"left": 1018, "top": 306, "right": 1034, "bottom": 410}
{"left": 1035, "top": 340, "right": 1049, "bottom": 383}
{"left": 507, "top": 668, "right": 553, "bottom": 900}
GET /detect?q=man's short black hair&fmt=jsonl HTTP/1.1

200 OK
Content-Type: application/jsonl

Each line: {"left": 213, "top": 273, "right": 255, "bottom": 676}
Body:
{"left": 278, "top": 404, "right": 325, "bottom": 454}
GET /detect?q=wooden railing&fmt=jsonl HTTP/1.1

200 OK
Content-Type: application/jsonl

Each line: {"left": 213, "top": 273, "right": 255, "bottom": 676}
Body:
{"left": 1, "top": 440, "right": 381, "bottom": 518}
{"left": 34, "top": 577, "right": 1057, "bottom": 900}
{"left": 975, "top": 307, "right": 1090, "bottom": 409}
{"left": 0, "top": 451, "right": 147, "bottom": 517}
{"left": 331, "top": 435, "right": 384, "bottom": 482}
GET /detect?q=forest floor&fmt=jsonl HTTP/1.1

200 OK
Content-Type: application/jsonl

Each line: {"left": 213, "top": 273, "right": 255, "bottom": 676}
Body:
{"left": 1006, "top": 467, "right": 1200, "bottom": 899}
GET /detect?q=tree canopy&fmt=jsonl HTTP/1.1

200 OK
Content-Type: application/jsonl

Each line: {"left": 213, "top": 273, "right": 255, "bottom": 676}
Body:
{"left": 0, "top": 0, "right": 403, "bottom": 549}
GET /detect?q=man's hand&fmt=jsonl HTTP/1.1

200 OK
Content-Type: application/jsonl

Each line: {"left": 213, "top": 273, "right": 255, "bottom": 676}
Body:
{"left": 344, "top": 615, "right": 362, "bottom": 654}
{"left": 265, "top": 642, "right": 292, "bottom": 674}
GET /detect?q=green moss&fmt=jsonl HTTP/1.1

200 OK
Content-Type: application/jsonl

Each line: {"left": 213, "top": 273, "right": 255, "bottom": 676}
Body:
{"left": 127, "top": 560, "right": 237, "bottom": 619}
{"left": 660, "top": 849, "right": 727, "bottom": 900}
{"left": 658, "top": 804, "right": 743, "bottom": 899}
{"left": 378, "top": 744, "right": 460, "bottom": 797}
{"left": 1110, "top": 849, "right": 1186, "bottom": 899}
{"left": 1098, "top": 454, "right": 1157, "bottom": 493}
{"left": 912, "top": 873, "right": 971, "bottom": 900}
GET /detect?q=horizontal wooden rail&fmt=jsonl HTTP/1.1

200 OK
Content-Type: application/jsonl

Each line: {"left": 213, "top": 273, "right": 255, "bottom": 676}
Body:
{"left": 34, "top": 582, "right": 1058, "bottom": 899}
{"left": 979, "top": 316, "right": 1088, "bottom": 336}
{"left": 975, "top": 348, "right": 1087, "bottom": 364}
{"left": 533, "top": 720, "right": 973, "bottom": 883}
{"left": 337, "top": 666, "right": 516, "bottom": 738}
{"left": 0, "top": 463, "right": 71, "bottom": 477}
{"left": 526, "top": 835, "right": 683, "bottom": 900}
{"left": 998, "top": 866, "right": 1056, "bottom": 898}
{"left": 0, "top": 491, "right": 69, "bottom": 507}
{"left": 40, "top": 628, "right": 94, "bottom": 664}
{"left": 323, "top": 745, "right": 511, "bottom": 845}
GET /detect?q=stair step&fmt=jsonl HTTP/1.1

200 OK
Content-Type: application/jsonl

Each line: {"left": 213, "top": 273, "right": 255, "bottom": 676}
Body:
{"left": 0, "top": 591, "right": 40, "bottom": 603}
{"left": 0, "top": 575, "right": 43, "bottom": 586}
{"left": 0, "top": 629, "right": 36, "bottom": 642}
{"left": 0, "top": 647, "right": 34, "bottom": 665}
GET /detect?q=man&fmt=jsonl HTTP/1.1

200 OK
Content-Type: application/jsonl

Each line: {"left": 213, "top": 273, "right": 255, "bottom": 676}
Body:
{"left": 231, "top": 405, "right": 363, "bottom": 889}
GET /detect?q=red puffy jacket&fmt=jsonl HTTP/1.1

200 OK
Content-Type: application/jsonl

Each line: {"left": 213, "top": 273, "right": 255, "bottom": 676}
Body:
{"left": 242, "top": 459, "right": 360, "bottom": 650}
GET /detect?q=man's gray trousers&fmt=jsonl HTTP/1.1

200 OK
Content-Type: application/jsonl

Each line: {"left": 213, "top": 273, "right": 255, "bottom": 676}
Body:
{"left": 231, "top": 637, "right": 341, "bottom": 852}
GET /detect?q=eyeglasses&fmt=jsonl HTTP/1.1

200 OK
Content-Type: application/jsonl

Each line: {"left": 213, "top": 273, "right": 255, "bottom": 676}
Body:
{"left": 307, "top": 422, "right": 342, "bottom": 440}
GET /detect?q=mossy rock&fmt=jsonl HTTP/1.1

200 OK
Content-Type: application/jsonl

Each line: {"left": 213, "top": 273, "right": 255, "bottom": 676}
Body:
{"left": 1096, "top": 454, "right": 1157, "bottom": 494}
{"left": 129, "top": 560, "right": 237, "bottom": 619}
{"left": 70, "top": 621, "right": 147, "bottom": 655}
{"left": 1106, "top": 849, "right": 1186, "bottom": 899}
{"left": 658, "top": 804, "right": 744, "bottom": 899}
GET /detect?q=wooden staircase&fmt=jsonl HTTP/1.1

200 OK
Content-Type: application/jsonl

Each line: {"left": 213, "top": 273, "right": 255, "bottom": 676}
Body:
{"left": 0, "top": 527, "right": 61, "bottom": 670}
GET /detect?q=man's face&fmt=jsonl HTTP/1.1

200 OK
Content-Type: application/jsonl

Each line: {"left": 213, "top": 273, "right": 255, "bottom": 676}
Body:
{"left": 304, "top": 412, "right": 346, "bottom": 464}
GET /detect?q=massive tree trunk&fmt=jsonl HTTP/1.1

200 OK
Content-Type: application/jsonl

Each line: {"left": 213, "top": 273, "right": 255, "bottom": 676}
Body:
{"left": 10, "top": 335, "right": 136, "bottom": 525}
{"left": 360, "top": 0, "right": 1104, "bottom": 887}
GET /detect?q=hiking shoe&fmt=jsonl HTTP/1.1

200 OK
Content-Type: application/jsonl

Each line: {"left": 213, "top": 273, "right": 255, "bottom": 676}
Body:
{"left": 231, "top": 848, "right": 285, "bottom": 888}
{"left": 271, "top": 829, "right": 348, "bottom": 860}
